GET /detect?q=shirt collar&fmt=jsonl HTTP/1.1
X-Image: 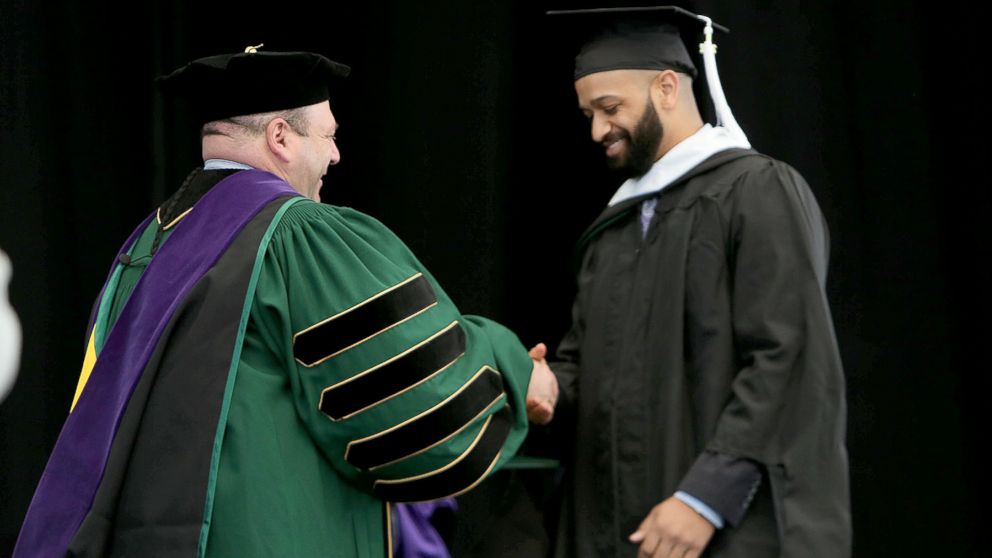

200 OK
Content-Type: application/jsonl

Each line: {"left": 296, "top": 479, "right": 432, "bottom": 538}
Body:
{"left": 203, "top": 158, "right": 254, "bottom": 171}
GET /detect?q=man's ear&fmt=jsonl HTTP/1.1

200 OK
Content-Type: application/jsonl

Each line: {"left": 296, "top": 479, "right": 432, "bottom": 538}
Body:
{"left": 651, "top": 70, "right": 681, "bottom": 110}
{"left": 266, "top": 118, "right": 293, "bottom": 163}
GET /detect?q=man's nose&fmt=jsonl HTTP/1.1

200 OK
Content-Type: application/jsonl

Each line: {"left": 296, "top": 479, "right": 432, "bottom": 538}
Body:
{"left": 591, "top": 115, "right": 611, "bottom": 143}
{"left": 328, "top": 141, "right": 341, "bottom": 165}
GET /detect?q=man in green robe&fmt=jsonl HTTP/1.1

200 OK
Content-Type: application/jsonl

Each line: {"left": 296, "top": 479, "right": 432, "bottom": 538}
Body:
{"left": 15, "top": 48, "right": 552, "bottom": 558}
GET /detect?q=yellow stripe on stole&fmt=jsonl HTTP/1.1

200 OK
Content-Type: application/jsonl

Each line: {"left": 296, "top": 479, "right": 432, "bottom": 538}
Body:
{"left": 71, "top": 331, "right": 98, "bottom": 412}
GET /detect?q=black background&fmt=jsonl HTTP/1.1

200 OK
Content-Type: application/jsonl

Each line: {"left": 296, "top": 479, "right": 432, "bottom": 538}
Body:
{"left": 1, "top": 0, "right": 987, "bottom": 556}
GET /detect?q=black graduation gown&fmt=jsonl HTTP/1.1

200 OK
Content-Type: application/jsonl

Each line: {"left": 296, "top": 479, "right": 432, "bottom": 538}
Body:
{"left": 551, "top": 149, "right": 851, "bottom": 558}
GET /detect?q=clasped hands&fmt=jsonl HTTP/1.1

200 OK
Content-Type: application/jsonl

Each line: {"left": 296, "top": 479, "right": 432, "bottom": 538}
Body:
{"left": 525, "top": 343, "right": 558, "bottom": 425}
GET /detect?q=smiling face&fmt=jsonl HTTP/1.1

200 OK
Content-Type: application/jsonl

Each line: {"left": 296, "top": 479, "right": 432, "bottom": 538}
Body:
{"left": 575, "top": 69, "right": 666, "bottom": 179}
{"left": 288, "top": 101, "right": 340, "bottom": 202}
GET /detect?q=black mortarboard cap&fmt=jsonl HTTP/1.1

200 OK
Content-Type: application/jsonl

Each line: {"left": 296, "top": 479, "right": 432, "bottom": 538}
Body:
{"left": 547, "top": 6, "right": 729, "bottom": 81}
{"left": 157, "top": 48, "right": 351, "bottom": 126}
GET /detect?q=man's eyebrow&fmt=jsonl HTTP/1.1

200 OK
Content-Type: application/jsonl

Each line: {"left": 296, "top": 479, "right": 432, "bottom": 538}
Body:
{"left": 579, "top": 95, "right": 621, "bottom": 109}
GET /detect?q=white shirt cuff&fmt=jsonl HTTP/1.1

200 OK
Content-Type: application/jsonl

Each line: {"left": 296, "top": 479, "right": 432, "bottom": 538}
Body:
{"left": 674, "top": 490, "right": 725, "bottom": 529}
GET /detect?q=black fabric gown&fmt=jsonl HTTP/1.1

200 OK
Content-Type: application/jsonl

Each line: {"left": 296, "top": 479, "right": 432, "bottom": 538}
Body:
{"left": 550, "top": 149, "right": 851, "bottom": 558}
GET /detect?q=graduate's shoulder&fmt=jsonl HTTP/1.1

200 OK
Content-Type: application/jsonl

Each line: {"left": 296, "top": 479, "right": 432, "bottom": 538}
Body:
{"left": 706, "top": 152, "right": 827, "bottom": 235}
{"left": 733, "top": 153, "right": 814, "bottom": 199}
{"left": 696, "top": 151, "right": 811, "bottom": 199}
{"left": 697, "top": 150, "right": 800, "bottom": 181}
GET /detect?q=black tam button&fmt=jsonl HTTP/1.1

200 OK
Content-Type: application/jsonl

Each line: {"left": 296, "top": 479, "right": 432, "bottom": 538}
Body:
{"left": 156, "top": 49, "right": 350, "bottom": 126}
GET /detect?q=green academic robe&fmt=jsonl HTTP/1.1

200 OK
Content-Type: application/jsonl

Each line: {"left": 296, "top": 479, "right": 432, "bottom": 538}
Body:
{"left": 66, "top": 169, "right": 531, "bottom": 557}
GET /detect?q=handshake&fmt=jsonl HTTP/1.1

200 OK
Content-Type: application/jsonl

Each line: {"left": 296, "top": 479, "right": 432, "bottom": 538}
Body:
{"left": 525, "top": 343, "right": 559, "bottom": 425}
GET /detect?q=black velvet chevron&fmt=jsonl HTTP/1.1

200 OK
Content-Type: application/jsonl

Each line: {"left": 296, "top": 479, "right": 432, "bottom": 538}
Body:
{"left": 345, "top": 366, "right": 504, "bottom": 470}
{"left": 320, "top": 323, "right": 466, "bottom": 420}
{"left": 372, "top": 405, "right": 511, "bottom": 502}
{"left": 293, "top": 274, "right": 436, "bottom": 366}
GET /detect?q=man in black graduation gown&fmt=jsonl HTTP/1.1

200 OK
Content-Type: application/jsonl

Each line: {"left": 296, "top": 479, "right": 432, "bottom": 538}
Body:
{"left": 531, "top": 7, "right": 851, "bottom": 558}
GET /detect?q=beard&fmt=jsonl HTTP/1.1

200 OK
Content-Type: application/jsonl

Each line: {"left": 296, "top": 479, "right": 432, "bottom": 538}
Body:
{"left": 604, "top": 98, "right": 664, "bottom": 179}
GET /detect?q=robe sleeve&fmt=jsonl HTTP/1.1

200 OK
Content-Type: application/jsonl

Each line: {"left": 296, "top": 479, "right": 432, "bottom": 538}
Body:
{"left": 527, "top": 297, "right": 583, "bottom": 459}
{"left": 544, "top": 236, "right": 602, "bottom": 453}
{"left": 250, "top": 201, "right": 531, "bottom": 502}
{"left": 676, "top": 451, "right": 762, "bottom": 527}
{"left": 550, "top": 297, "right": 582, "bottom": 422}
{"left": 705, "top": 160, "right": 836, "bottom": 463}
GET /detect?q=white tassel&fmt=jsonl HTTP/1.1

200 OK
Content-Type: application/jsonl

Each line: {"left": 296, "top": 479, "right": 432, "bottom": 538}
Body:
{"left": 696, "top": 15, "right": 750, "bottom": 148}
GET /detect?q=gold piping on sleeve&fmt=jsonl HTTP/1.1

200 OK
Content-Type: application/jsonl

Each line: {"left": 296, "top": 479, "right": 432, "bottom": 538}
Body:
{"left": 375, "top": 412, "right": 491, "bottom": 484}
{"left": 374, "top": 444, "right": 506, "bottom": 503}
{"left": 441, "top": 449, "right": 504, "bottom": 501}
{"left": 295, "top": 303, "right": 437, "bottom": 368}
{"left": 372, "top": 408, "right": 502, "bottom": 498}
{"left": 364, "top": 397, "right": 505, "bottom": 473}
{"left": 156, "top": 206, "right": 194, "bottom": 231}
{"left": 293, "top": 273, "right": 424, "bottom": 339}
{"left": 318, "top": 321, "right": 462, "bottom": 421}
{"left": 385, "top": 501, "right": 393, "bottom": 558}
{"left": 342, "top": 365, "right": 504, "bottom": 467}
{"left": 292, "top": 273, "right": 436, "bottom": 368}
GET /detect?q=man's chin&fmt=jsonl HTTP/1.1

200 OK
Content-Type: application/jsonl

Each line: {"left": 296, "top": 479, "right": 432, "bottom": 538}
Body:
{"left": 606, "top": 155, "right": 628, "bottom": 171}
{"left": 606, "top": 156, "right": 638, "bottom": 178}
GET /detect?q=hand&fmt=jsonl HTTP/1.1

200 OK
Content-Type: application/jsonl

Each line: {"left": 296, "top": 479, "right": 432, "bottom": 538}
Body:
{"left": 525, "top": 343, "right": 558, "bottom": 425}
{"left": 629, "top": 497, "right": 715, "bottom": 558}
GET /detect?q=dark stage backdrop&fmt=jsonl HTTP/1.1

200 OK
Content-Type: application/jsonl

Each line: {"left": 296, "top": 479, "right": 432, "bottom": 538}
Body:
{"left": 1, "top": 0, "right": 986, "bottom": 556}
